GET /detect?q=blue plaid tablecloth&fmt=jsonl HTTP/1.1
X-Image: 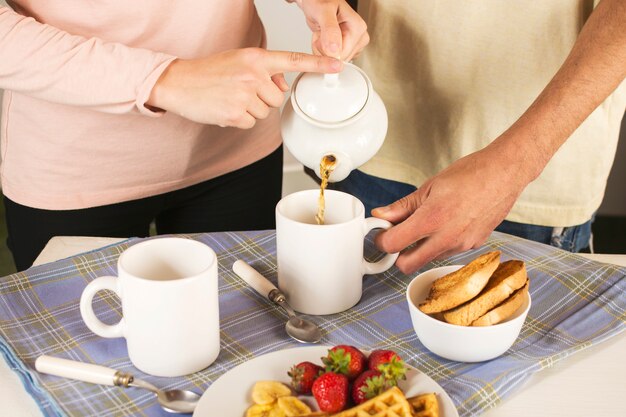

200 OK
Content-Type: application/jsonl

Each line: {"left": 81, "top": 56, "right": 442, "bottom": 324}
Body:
{"left": 0, "top": 230, "right": 624, "bottom": 417}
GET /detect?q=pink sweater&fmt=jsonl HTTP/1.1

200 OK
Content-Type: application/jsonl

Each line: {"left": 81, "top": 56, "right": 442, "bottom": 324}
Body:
{"left": 0, "top": 1, "right": 281, "bottom": 210}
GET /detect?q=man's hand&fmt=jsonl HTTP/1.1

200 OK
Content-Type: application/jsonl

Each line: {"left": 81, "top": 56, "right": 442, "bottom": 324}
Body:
{"left": 372, "top": 140, "right": 540, "bottom": 274}
{"left": 148, "top": 48, "right": 342, "bottom": 128}
{"left": 293, "top": 0, "right": 369, "bottom": 60}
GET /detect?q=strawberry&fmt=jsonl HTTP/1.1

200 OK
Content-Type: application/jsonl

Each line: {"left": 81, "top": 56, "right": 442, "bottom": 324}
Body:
{"left": 322, "top": 345, "right": 367, "bottom": 380}
{"left": 351, "top": 369, "right": 387, "bottom": 404}
{"left": 311, "top": 372, "right": 349, "bottom": 413}
{"left": 367, "top": 349, "right": 407, "bottom": 385}
{"left": 288, "top": 361, "right": 322, "bottom": 395}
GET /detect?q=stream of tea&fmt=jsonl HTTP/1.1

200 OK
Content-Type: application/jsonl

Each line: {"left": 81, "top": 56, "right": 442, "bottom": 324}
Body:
{"left": 315, "top": 155, "right": 337, "bottom": 225}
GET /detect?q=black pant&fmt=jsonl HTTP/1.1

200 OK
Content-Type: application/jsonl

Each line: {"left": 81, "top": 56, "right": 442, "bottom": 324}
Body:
{"left": 5, "top": 146, "right": 283, "bottom": 271}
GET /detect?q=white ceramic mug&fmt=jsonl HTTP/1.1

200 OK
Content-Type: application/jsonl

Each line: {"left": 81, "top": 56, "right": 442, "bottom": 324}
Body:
{"left": 276, "top": 190, "right": 399, "bottom": 315}
{"left": 79, "top": 237, "right": 220, "bottom": 377}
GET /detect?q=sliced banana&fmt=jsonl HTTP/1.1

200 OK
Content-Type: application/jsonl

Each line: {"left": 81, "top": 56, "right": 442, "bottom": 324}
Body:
{"left": 277, "top": 396, "right": 312, "bottom": 416}
{"left": 246, "top": 403, "right": 275, "bottom": 417}
{"left": 251, "top": 381, "right": 292, "bottom": 405}
{"left": 269, "top": 406, "right": 287, "bottom": 417}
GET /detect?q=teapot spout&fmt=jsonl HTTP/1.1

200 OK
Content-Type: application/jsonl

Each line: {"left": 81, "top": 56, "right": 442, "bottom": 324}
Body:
{"left": 315, "top": 152, "right": 352, "bottom": 183}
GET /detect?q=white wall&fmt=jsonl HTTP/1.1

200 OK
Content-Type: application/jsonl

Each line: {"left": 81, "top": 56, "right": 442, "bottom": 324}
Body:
{"left": 256, "top": 0, "right": 310, "bottom": 58}
{"left": 255, "top": 0, "right": 319, "bottom": 194}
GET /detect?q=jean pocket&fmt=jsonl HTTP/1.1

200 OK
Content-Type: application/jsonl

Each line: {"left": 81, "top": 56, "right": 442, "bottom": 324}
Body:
{"left": 551, "top": 222, "right": 591, "bottom": 252}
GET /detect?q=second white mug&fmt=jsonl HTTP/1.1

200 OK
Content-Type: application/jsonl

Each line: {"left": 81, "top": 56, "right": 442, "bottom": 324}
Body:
{"left": 276, "top": 190, "right": 399, "bottom": 315}
{"left": 79, "top": 237, "right": 220, "bottom": 377}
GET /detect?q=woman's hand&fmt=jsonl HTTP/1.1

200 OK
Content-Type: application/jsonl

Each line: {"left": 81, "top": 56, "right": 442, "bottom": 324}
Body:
{"left": 292, "top": 0, "right": 369, "bottom": 60}
{"left": 148, "top": 48, "right": 342, "bottom": 128}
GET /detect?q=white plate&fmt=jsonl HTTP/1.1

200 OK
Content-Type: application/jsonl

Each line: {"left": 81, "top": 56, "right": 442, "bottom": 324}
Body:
{"left": 194, "top": 346, "right": 459, "bottom": 417}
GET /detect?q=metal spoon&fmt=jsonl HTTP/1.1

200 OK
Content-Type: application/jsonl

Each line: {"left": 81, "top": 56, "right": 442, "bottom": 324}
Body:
{"left": 233, "top": 260, "right": 322, "bottom": 343}
{"left": 35, "top": 355, "right": 201, "bottom": 414}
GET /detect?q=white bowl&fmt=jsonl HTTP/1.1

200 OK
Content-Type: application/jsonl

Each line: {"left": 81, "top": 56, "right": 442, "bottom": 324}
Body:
{"left": 406, "top": 265, "right": 531, "bottom": 362}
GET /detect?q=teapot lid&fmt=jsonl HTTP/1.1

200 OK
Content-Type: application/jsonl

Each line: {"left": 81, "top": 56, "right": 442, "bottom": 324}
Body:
{"left": 292, "top": 63, "right": 369, "bottom": 124}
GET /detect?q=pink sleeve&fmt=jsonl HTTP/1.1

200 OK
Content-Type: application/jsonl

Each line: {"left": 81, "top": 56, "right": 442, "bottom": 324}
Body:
{"left": 0, "top": 6, "right": 176, "bottom": 116}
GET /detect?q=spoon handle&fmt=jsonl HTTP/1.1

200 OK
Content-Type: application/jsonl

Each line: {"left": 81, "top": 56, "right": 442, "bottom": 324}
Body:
{"left": 35, "top": 355, "right": 133, "bottom": 386}
{"left": 233, "top": 260, "right": 278, "bottom": 300}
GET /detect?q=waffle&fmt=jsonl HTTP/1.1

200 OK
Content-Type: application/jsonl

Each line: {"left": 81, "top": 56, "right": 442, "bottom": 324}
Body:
{"left": 329, "top": 386, "right": 413, "bottom": 417}
{"left": 407, "top": 393, "right": 439, "bottom": 417}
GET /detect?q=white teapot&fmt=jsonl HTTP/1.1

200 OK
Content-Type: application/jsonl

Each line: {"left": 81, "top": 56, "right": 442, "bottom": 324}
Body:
{"left": 281, "top": 62, "right": 387, "bottom": 182}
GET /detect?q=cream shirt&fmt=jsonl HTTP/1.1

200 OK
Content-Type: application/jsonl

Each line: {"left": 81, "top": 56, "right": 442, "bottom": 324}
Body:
{"left": 357, "top": 0, "right": 626, "bottom": 227}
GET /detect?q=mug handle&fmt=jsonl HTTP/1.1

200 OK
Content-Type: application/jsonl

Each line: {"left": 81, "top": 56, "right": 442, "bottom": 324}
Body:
{"left": 79, "top": 276, "right": 125, "bottom": 338}
{"left": 362, "top": 217, "right": 399, "bottom": 275}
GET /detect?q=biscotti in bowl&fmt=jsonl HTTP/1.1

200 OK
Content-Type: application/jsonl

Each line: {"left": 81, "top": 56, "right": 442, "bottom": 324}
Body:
{"left": 406, "top": 251, "right": 531, "bottom": 362}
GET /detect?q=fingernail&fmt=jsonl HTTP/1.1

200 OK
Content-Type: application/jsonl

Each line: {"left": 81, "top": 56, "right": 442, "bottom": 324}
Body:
{"left": 328, "top": 42, "right": 339, "bottom": 53}
{"left": 331, "top": 59, "right": 342, "bottom": 71}
{"left": 374, "top": 206, "right": 390, "bottom": 213}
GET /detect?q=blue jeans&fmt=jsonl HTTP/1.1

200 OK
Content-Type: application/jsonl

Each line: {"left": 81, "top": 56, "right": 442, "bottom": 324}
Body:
{"left": 315, "top": 169, "right": 592, "bottom": 252}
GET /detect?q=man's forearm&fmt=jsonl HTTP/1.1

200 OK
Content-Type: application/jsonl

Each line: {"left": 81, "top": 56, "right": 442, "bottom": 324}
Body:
{"left": 495, "top": 0, "right": 626, "bottom": 181}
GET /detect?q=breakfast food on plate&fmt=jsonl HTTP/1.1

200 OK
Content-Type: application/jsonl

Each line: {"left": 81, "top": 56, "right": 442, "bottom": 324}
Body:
{"left": 322, "top": 386, "right": 413, "bottom": 417}
{"left": 300, "top": 387, "right": 439, "bottom": 417}
{"left": 420, "top": 251, "right": 530, "bottom": 327}
{"left": 367, "top": 349, "right": 406, "bottom": 377}
{"left": 311, "top": 371, "right": 350, "bottom": 412}
{"left": 472, "top": 281, "right": 529, "bottom": 326}
{"left": 289, "top": 361, "right": 324, "bottom": 395}
{"left": 246, "top": 380, "right": 312, "bottom": 417}
{"left": 246, "top": 395, "right": 312, "bottom": 417}
{"left": 278, "top": 396, "right": 314, "bottom": 416}
{"left": 245, "top": 345, "right": 442, "bottom": 417}
{"left": 295, "top": 346, "right": 409, "bottom": 412}
{"left": 351, "top": 369, "right": 386, "bottom": 404}
{"left": 419, "top": 251, "right": 501, "bottom": 314}
{"left": 407, "top": 392, "right": 439, "bottom": 417}
{"left": 322, "top": 345, "right": 368, "bottom": 380}
{"left": 316, "top": 346, "right": 407, "bottom": 408}
{"left": 252, "top": 381, "right": 293, "bottom": 405}
{"left": 246, "top": 403, "right": 276, "bottom": 417}
{"left": 442, "top": 260, "right": 528, "bottom": 326}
